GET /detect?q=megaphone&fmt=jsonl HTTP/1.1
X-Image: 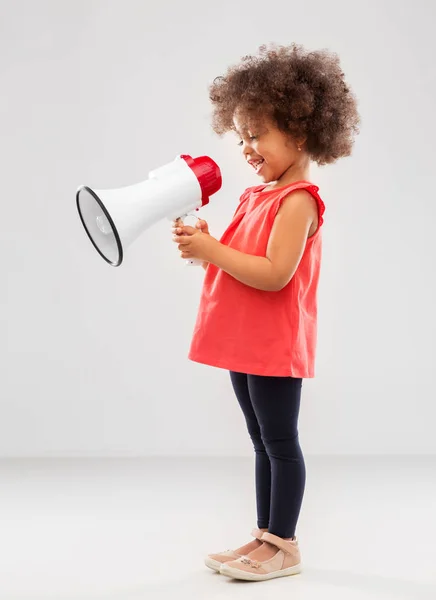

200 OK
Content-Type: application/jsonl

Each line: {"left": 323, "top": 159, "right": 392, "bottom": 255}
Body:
{"left": 76, "top": 154, "right": 222, "bottom": 267}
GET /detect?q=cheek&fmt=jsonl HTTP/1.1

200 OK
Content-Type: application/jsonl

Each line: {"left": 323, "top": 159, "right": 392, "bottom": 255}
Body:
{"left": 256, "top": 144, "right": 268, "bottom": 159}
{"left": 257, "top": 143, "right": 276, "bottom": 163}
{"left": 259, "top": 149, "right": 274, "bottom": 165}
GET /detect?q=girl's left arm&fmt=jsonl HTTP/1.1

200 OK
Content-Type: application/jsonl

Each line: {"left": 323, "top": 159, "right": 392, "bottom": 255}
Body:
{"left": 205, "top": 190, "right": 318, "bottom": 292}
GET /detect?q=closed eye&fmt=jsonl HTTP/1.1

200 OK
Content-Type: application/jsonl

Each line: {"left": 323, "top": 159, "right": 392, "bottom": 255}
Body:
{"left": 237, "top": 136, "right": 257, "bottom": 146}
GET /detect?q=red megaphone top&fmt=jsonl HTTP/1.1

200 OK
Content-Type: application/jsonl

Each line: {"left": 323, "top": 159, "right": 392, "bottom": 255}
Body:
{"left": 181, "top": 155, "right": 222, "bottom": 207}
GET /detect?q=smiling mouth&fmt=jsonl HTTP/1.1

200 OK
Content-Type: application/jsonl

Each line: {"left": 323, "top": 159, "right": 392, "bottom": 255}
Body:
{"left": 249, "top": 159, "right": 264, "bottom": 172}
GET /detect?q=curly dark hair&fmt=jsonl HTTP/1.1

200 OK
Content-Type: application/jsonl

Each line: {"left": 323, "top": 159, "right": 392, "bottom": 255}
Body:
{"left": 209, "top": 43, "right": 360, "bottom": 166}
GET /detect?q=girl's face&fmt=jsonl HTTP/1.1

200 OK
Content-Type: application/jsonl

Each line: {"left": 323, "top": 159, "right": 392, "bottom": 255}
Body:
{"left": 233, "top": 112, "right": 305, "bottom": 184}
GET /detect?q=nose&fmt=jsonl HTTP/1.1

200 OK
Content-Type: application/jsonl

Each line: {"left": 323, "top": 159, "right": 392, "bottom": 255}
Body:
{"left": 241, "top": 140, "right": 253, "bottom": 156}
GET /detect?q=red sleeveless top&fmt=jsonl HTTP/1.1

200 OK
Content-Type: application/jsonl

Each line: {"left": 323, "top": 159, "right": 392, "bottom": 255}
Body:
{"left": 187, "top": 180, "right": 325, "bottom": 378}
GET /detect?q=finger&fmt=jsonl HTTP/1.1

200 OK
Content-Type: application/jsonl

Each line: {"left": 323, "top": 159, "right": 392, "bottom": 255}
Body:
{"left": 172, "top": 234, "right": 191, "bottom": 244}
{"left": 179, "top": 226, "right": 198, "bottom": 235}
{"left": 172, "top": 226, "right": 198, "bottom": 237}
{"left": 172, "top": 227, "right": 192, "bottom": 235}
{"left": 175, "top": 237, "right": 190, "bottom": 246}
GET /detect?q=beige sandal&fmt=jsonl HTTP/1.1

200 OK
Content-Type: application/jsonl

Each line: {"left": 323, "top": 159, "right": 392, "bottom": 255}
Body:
{"left": 220, "top": 531, "right": 302, "bottom": 581}
{"left": 204, "top": 528, "right": 265, "bottom": 572}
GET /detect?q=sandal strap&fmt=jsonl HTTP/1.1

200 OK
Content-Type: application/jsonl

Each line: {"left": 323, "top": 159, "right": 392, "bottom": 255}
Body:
{"left": 251, "top": 527, "right": 265, "bottom": 540}
{"left": 261, "top": 532, "right": 296, "bottom": 554}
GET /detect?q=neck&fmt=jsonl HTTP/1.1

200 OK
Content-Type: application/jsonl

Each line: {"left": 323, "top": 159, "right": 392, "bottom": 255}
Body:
{"left": 270, "top": 156, "right": 311, "bottom": 188}
{"left": 279, "top": 156, "right": 310, "bottom": 184}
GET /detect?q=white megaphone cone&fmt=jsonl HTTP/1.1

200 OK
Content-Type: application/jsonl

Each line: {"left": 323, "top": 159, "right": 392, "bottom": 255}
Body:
{"left": 76, "top": 154, "right": 222, "bottom": 267}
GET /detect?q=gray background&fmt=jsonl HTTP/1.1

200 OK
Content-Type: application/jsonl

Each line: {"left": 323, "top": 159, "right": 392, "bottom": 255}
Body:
{"left": 2, "top": 0, "right": 435, "bottom": 457}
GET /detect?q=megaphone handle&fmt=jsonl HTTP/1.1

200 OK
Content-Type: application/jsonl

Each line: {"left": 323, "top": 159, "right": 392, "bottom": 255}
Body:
{"left": 177, "top": 212, "right": 203, "bottom": 267}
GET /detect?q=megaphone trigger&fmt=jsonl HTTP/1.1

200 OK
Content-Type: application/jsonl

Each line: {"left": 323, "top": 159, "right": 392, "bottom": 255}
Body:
{"left": 179, "top": 212, "right": 201, "bottom": 227}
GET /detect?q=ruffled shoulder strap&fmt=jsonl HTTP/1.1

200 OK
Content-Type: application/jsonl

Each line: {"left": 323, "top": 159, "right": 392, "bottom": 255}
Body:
{"left": 270, "top": 181, "right": 325, "bottom": 228}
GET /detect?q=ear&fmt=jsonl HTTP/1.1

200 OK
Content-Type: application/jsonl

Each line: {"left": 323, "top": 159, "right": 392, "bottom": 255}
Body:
{"left": 296, "top": 136, "right": 307, "bottom": 147}
{"left": 284, "top": 132, "right": 307, "bottom": 150}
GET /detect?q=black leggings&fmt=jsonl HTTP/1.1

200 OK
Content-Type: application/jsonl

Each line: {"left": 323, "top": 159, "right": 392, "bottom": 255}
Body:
{"left": 229, "top": 371, "right": 306, "bottom": 539}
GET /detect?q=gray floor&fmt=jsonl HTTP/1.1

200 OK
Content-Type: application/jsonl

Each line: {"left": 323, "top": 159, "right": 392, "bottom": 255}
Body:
{"left": 0, "top": 456, "right": 434, "bottom": 599}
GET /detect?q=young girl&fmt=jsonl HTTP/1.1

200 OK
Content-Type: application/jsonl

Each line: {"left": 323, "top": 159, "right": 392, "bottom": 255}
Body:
{"left": 172, "top": 43, "right": 360, "bottom": 582}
